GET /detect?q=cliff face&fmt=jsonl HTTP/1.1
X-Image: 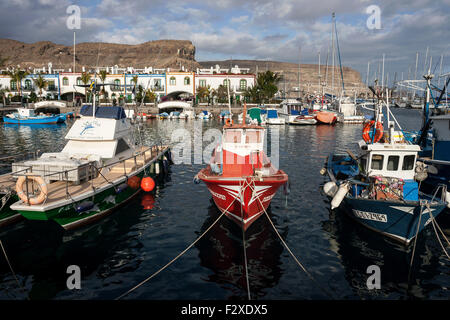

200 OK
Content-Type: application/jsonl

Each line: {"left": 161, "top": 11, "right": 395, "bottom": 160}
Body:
{"left": 199, "top": 59, "right": 365, "bottom": 94}
{"left": 0, "top": 39, "right": 199, "bottom": 71}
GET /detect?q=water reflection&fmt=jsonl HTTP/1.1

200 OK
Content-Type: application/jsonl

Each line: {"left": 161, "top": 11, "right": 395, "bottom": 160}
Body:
{"left": 322, "top": 206, "right": 449, "bottom": 299}
{"left": 195, "top": 202, "right": 285, "bottom": 300}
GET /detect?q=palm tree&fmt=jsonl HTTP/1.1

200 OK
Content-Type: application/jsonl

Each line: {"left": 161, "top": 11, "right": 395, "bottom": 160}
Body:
{"left": 33, "top": 75, "right": 47, "bottom": 101}
{"left": 80, "top": 72, "right": 92, "bottom": 103}
{"left": 196, "top": 85, "right": 210, "bottom": 104}
{"left": 8, "top": 69, "right": 29, "bottom": 98}
{"left": 98, "top": 70, "right": 108, "bottom": 103}
{"left": 0, "top": 84, "right": 7, "bottom": 106}
{"left": 145, "top": 89, "right": 156, "bottom": 103}
{"left": 131, "top": 75, "right": 139, "bottom": 102}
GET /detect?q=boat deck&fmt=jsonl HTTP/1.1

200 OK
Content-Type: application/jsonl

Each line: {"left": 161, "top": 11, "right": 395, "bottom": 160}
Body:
{"left": 14, "top": 145, "right": 168, "bottom": 209}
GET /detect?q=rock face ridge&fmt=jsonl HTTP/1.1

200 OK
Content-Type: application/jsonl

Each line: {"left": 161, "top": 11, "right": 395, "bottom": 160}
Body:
{"left": 0, "top": 39, "right": 198, "bottom": 71}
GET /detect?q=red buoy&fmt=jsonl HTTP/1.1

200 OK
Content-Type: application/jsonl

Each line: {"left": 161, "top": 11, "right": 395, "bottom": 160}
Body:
{"left": 127, "top": 175, "right": 141, "bottom": 189}
{"left": 141, "top": 176, "right": 155, "bottom": 192}
{"left": 141, "top": 194, "right": 155, "bottom": 210}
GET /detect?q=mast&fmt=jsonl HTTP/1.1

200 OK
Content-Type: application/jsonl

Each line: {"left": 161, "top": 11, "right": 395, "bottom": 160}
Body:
{"left": 331, "top": 13, "right": 335, "bottom": 96}
{"left": 298, "top": 48, "right": 301, "bottom": 99}
{"left": 73, "top": 31, "right": 76, "bottom": 105}
{"left": 381, "top": 53, "right": 385, "bottom": 91}
{"left": 413, "top": 52, "right": 419, "bottom": 100}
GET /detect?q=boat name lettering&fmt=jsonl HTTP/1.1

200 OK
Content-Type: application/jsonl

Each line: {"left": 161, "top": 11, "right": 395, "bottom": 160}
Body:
{"left": 210, "top": 190, "right": 226, "bottom": 200}
{"left": 262, "top": 194, "right": 275, "bottom": 202}
{"left": 353, "top": 209, "right": 387, "bottom": 223}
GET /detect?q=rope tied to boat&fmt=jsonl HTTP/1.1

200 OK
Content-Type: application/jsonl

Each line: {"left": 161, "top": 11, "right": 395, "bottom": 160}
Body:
{"left": 425, "top": 202, "right": 450, "bottom": 260}
{"left": 115, "top": 195, "right": 238, "bottom": 300}
{"left": 248, "top": 178, "right": 336, "bottom": 300}
{"left": 239, "top": 178, "right": 251, "bottom": 300}
{"left": 0, "top": 239, "right": 28, "bottom": 299}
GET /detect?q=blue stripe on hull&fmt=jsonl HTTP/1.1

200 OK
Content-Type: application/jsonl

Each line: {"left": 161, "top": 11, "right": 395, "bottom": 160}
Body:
{"left": 3, "top": 115, "right": 64, "bottom": 124}
{"left": 342, "top": 197, "right": 446, "bottom": 244}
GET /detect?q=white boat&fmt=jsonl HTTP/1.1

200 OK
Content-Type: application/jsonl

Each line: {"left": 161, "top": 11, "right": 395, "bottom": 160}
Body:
{"left": 331, "top": 96, "right": 365, "bottom": 124}
{"left": 288, "top": 114, "right": 317, "bottom": 125}
{"left": 197, "top": 110, "right": 213, "bottom": 119}
{"left": 169, "top": 111, "right": 180, "bottom": 119}
{"left": 266, "top": 108, "right": 285, "bottom": 124}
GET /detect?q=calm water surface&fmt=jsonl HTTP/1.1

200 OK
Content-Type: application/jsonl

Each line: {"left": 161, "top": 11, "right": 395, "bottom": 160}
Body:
{"left": 0, "top": 108, "right": 448, "bottom": 300}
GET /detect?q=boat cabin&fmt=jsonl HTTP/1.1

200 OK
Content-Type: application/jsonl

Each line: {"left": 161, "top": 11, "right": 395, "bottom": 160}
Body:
{"left": 221, "top": 124, "right": 265, "bottom": 177}
{"left": 358, "top": 141, "right": 421, "bottom": 180}
{"left": 429, "top": 114, "right": 450, "bottom": 161}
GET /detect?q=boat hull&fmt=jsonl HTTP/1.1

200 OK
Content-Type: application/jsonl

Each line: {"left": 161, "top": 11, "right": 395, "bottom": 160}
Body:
{"left": 3, "top": 115, "right": 64, "bottom": 124}
{"left": 13, "top": 148, "right": 171, "bottom": 230}
{"left": 0, "top": 194, "right": 22, "bottom": 228}
{"left": 342, "top": 195, "right": 446, "bottom": 245}
{"left": 199, "top": 170, "right": 288, "bottom": 230}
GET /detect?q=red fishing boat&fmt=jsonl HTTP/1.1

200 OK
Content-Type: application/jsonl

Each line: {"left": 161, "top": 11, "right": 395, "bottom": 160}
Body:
{"left": 196, "top": 105, "right": 289, "bottom": 230}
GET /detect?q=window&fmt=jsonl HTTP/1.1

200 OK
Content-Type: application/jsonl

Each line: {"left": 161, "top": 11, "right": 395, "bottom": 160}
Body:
{"left": 360, "top": 156, "right": 367, "bottom": 173}
{"left": 170, "top": 77, "right": 176, "bottom": 85}
{"left": 240, "top": 79, "right": 247, "bottom": 91}
{"left": 47, "top": 80, "right": 55, "bottom": 91}
{"left": 371, "top": 154, "right": 384, "bottom": 170}
{"left": 245, "top": 130, "right": 262, "bottom": 143}
{"left": 115, "top": 138, "right": 130, "bottom": 155}
{"left": 223, "top": 79, "right": 230, "bottom": 87}
{"left": 387, "top": 155, "right": 399, "bottom": 171}
{"left": 76, "top": 77, "right": 82, "bottom": 85}
{"left": 113, "top": 79, "right": 121, "bottom": 90}
{"left": 402, "top": 155, "right": 416, "bottom": 170}
{"left": 224, "top": 130, "right": 242, "bottom": 143}
{"left": 199, "top": 80, "right": 206, "bottom": 87}
{"left": 184, "top": 77, "right": 190, "bottom": 85}
{"left": 63, "top": 77, "right": 69, "bottom": 86}
{"left": 10, "top": 80, "right": 17, "bottom": 90}
{"left": 24, "top": 79, "right": 32, "bottom": 90}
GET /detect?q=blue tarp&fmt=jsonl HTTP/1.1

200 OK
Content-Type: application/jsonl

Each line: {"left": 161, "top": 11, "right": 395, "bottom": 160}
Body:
{"left": 80, "top": 105, "right": 126, "bottom": 119}
{"left": 291, "top": 110, "right": 300, "bottom": 115}
{"left": 202, "top": 110, "right": 208, "bottom": 115}
{"left": 300, "top": 109, "right": 309, "bottom": 115}
{"left": 267, "top": 110, "right": 278, "bottom": 119}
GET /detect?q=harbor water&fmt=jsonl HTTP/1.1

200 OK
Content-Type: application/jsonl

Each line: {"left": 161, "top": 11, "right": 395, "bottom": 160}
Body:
{"left": 0, "top": 108, "right": 449, "bottom": 300}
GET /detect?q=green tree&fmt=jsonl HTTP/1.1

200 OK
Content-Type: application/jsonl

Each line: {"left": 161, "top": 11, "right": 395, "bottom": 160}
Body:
{"left": 8, "top": 69, "right": 29, "bottom": 98}
{"left": 33, "top": 74, "right": 47, "bottom": 101}
{"left": 255, "top": 70, "right": 281, "bottom": 103}
{"left": 98, "top": 70, "right": 108, "bottom": 103}
{"left": 197, "top": 85, "right": 210, "bottom": 104}
{"left": 80, "top": 72, "right": 92, "bottom": 102}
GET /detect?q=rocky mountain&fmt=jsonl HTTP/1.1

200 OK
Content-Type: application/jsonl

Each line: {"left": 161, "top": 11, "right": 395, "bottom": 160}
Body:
{"left": 0, "top": 38, "right": 199, "bottom": 71}
{"left": 199, "top": 59, "right": 366, "bottom": 95}
{"left": 0, "top": 38, "right": 365, "bottom": 94}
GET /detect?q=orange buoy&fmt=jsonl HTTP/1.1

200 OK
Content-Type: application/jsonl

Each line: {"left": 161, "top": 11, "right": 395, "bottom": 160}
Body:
{"left": 127, "top": 175, "right": 141, "bottom": 189}
{"left": 141, "top": 194, "right": 155, "bottom": 210}
{"left": 141, "top": 176, "right": 155, "bottom": 192}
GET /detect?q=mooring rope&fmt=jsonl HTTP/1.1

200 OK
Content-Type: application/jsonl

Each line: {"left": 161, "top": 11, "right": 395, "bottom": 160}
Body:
{"left": 115, "top": 196, "right": 237, "bottom": 300}
{"left": 426, "top": 203, "right": 450, "bottom": 260}
{"left": 0, "top": 239, "right": 28, "bottom": 299}
{"left": 239, "top": 179, "right": 251, "bottom": 300}
{"left": 409, "top": 202, "right": 424, "bottom": 272}
{"left": 249, "top": 179, "right": 336, "bottom": 299}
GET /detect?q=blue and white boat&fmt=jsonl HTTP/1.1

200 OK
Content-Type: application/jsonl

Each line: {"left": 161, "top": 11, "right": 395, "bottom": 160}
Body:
{"left": 219, "top": 110, "right": 232, "bottom": 120}
{"left": 197, "top": 110, "right": 213, "bottom": 120}
{"left": 3, "top": 108, "right": 65, "bottom": 124}
{"left": 266, "top": 108, "right": 285, "bottom": 125}
{"left": 323, "top": 95, "right": 447, "bottom": 245}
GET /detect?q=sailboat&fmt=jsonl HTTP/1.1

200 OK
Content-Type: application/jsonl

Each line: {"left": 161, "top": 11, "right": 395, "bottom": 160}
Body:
{"left": 196, "top": 104, "right": 288, "bottom": 230}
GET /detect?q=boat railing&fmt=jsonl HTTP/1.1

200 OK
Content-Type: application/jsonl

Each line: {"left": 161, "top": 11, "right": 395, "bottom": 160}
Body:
{"left": 15, "top": 141, "right": 167, "bottom": 205}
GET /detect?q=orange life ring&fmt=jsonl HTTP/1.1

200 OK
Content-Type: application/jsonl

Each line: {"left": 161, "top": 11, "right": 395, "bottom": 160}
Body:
{"left": 16, "top": 175, "right": 48, "bottom": 205}
{"left": 362, "top": 120, "right": 383, "bottom": 143}
{"left": 225, "top": 118, "right": 231, "bottom": 125}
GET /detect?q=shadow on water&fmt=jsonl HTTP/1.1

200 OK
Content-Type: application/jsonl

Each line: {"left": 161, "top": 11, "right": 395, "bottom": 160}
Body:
{"left": 321, "top": 203, "right": 450, "bottom": 299}
{"left": 0, "top": 186, "right": 166, "bottom": 300}
{"left": 195, "top": 202, "right": 286, "bottom": 300}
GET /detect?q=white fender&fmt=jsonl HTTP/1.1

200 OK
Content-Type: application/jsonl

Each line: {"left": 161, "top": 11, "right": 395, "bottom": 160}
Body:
{"left": 331, "top": 182, "right": 350, "bottom": 210}
{"left": 445, "top": 191, "right": 450, "bottom": 209}
{"left": 323, "top": 181, "right": 338, "bottom": 197}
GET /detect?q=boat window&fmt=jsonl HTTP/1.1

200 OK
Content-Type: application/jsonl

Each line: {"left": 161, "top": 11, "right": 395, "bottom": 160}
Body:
{"left": 115, "top": 138, "right": 130, "bottom": 155}
{"left": 224, "top": 130, "right": 242, "bottom": 143}
{"left": 402, "top": 155, "right": 415, "bottom": 170}
{"left": 370, "top": 154, "right": 384, "bottom": 170}
{"left": 245, "top": 130, "right": 261, "bottom": 143}
{"left": 387, "top": 155, "right": 399, "bottom": 171}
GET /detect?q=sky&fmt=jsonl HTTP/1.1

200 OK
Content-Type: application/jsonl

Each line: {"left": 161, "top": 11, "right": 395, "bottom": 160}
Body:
{"left": 0, "top": 0, "right": 449, "bottom": 85}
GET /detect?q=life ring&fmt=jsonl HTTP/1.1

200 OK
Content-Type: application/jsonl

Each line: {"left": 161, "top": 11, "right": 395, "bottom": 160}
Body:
{"left": 16, "top": 175, "right": 48, "bottom": 205}
{"left": 225, "top": 118, "right": 231, "bottom": 125}
{"left": 362, "top": 120, "right": 383, "bottom": 143}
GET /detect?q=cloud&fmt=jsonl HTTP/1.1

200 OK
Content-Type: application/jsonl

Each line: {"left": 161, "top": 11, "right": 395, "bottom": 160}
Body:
{"left": 0, "top": 0, "right": 449, "bottom": 79}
